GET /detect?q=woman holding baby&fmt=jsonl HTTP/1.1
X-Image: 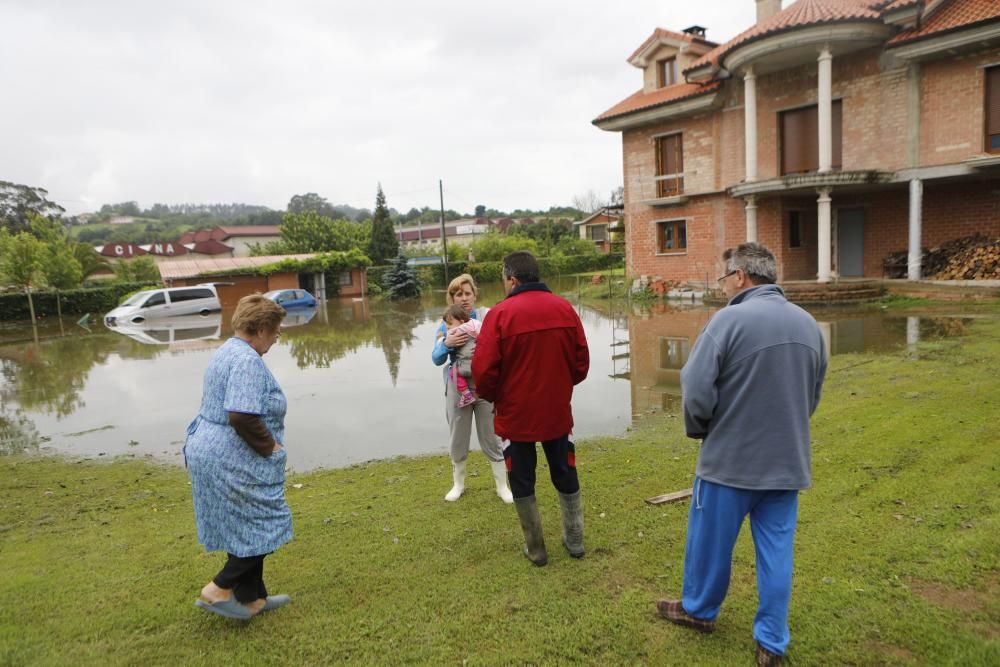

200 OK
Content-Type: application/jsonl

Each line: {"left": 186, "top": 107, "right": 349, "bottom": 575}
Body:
{"left": 430, "top": 273, "right": 513, "bottom": 504}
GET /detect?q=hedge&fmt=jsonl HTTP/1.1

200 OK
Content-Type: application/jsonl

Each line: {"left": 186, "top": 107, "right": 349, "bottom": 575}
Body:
{"left": 368, "top": 253, "right": 624, "bottom": 290}
{"left": 0, "top": 282, "right": 158, "bottom": 321}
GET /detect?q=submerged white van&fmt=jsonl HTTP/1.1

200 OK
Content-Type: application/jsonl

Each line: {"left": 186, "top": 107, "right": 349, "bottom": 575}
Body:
{"left": 104, "top": 285, "right": 221, "bottom": 325}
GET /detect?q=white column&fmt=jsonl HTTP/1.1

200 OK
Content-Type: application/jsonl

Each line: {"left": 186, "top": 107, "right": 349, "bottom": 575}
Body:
{"left": 907, "top": 179, "right": 923, "bottom": 281}
{"left": 817, "top": 187, "right": 832, "bottom": 283}
{"left": 745, "top": 195, "right": 758, "bottom": 242}
{"left": 906, "top": 316, "right": 920, "bottom": 357}
{"left": 818, "top": 46, "right": 833, "bottom": 173}
{"left": 744, "top": 67, "right": 757, "bottom": 182}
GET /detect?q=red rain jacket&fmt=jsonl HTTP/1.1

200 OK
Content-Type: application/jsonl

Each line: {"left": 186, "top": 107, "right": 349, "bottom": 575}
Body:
{"left": 472, "top": 283, "right": 589, "bottom": 442}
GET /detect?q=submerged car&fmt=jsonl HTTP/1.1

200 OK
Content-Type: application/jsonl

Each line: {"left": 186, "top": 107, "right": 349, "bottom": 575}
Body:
{"left": 105, "top": 313, "right": 223, "bottom": 345}
{"left": 264, "top": 289, "right": 317, "bottom": 309}
{"left": 104, "top": 285, "right": 221, "bottom": 325}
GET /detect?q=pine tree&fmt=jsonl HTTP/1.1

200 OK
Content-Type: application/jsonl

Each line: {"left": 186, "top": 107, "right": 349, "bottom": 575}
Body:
{"left": 367, "top": 184, "right": 399, "bottom": 264}
{"left": 383, "top": 252, "right": 422, "bottom": 301}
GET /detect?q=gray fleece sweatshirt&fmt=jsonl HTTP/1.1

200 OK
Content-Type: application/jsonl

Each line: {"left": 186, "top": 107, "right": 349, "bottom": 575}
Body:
{"left": 681, "top": 284, "right": 827, "bottom": 490}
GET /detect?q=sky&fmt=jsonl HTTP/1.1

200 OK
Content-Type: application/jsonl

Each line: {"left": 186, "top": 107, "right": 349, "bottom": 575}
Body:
{"left": 1, "top": 0, "right": 756, "bottom": 216}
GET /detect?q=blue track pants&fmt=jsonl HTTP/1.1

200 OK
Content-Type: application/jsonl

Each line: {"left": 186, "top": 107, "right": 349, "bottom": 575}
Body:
{"left": 681, "top": 476, "right": 799, "bottom": 656}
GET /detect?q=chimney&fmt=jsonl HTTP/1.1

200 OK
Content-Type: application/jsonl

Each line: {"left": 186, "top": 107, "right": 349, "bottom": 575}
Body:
{"left": 683, "top": 25, "right": 707, "bottom": 39}
{"left": 756, "top": 0, "right": 782, "bottom": 23}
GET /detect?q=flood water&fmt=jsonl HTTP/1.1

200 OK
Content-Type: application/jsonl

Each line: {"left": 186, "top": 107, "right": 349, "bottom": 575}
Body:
{"left": 0, "top": 279, "right": 980, "bottom": 470}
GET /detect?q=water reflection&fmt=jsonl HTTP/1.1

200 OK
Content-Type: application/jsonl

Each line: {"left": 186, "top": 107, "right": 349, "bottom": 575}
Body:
{"left": 0, "top": 287, "right": 980, "bottom": 470}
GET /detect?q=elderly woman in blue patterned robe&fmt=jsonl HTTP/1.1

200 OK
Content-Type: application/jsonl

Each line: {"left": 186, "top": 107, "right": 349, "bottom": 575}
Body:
{"left": 185, "top": 294, "right": 292, "bottom": 620}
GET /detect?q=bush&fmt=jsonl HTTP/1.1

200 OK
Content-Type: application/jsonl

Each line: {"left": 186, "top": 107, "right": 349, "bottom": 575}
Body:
{"left": 0, "top": 282, "right": 159, "bottom": 320}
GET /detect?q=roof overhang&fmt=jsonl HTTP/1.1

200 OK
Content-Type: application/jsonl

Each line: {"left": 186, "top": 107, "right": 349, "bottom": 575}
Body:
{"left": 593, "top": 90, "right": 722, "bottom": 132}
{"left": 728, "top": 170, "right": 894, "bottom": 198}
{"left": 887, "top": 21, "right": 1000, "bottom": 61}
{"left": 629, "top": 35, "right": 714, "bottom": 68}
{"left": 882, "top": 4, "right": 921, "bottom": 30}
{"left": 724, "top": 22, "right": 890, "bottom": 75}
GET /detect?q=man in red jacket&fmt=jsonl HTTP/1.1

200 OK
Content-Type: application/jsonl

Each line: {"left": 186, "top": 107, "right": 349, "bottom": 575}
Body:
{"left": 472, "top": 251, "right": 590, "bottom": 566}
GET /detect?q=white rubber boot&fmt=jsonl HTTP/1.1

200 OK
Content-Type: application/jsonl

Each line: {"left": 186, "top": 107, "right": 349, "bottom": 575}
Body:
{"left": 444, "top": 460, "right": 466, "bottom": 501}
{"left": 490, "top": 460, "right": 514, "bottom": 504}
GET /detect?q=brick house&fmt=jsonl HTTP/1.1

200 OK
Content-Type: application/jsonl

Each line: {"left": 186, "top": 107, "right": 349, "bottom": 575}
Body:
{"left": 594, "top": 0, "right": 1000, "bottom": 284}
{"left": 574, "top": 205, "right": 624, "bottom": 253}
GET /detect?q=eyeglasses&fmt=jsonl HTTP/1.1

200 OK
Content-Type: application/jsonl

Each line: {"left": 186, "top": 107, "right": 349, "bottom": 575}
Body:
{"left": 716, "top": 269, "right": 738, "bottom": 285}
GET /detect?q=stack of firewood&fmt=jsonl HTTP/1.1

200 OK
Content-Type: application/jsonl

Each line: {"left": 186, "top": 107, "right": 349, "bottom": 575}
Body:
{"left": 927, "top": 235, "right": 1000, "bottom": 280}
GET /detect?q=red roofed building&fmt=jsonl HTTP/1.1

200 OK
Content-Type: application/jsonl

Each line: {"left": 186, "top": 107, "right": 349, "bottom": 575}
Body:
{"left": 595, "top": 0, "right": 1000, "bottom": 284}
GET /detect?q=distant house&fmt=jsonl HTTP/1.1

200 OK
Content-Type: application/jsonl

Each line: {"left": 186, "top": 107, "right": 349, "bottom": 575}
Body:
{"left": 574, "top": 206, "right": 624, "bottom": 253}
{"left": 108, "top": 216, "right": 135, "bottom": 225}
{"left": 594, "top": 0, "right": 1000, "bottom": 284}
{"left": 396, "top": 218, "right": 536, "bottom": 249}
{"left": 209, "top": 225, "right": 282, "bottom": 257}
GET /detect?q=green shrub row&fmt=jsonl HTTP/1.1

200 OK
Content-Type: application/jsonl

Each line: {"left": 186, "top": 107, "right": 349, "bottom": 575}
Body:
{"left": 0, "top": 282, "right": 158, "bottom": 321}
{"left": 368, "top": 254, "right": 624, "bottom": 290}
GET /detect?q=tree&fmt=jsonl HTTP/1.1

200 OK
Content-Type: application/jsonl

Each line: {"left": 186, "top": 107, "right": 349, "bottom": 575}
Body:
{"left": 367, "top": 184, "right": 399, "bottom": 265}
{"left": 474, "top": 204, "right": 487, "bottom": 218}
{"left": 571, "top": 189, "right": 605, "bottom": 215}
{"left": 287, "top": 192, "right": 343, "bottom": 219}
{"left": 468, "top": 230, "right": 539, "bottom": 261}
{"left": 31, "top": 215, "right": 83, "bottom": 318}
{"left": 72, "top": 242, "right": 110, "bottom": 281}
{"left": 0, "top": 181, "right": 65, "bottom": 234}
{"left": 273, "top": 211, "right": 369, "bottom": 254}
{"left": 112, "top": 256, "right": 160, "bottom": 283}
{"left": 609, "top": 186, "right": 624, "bottom": 207}
{"left": 0, "top": 228, "right": 44, "bottom": 322}
{"left": 383, "top": 252, "right": 421, "bottom": 300}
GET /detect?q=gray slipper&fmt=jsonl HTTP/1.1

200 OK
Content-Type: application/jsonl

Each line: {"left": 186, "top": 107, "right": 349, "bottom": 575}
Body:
{"left": 195, "top": 597, "right": 252, "bottom": 620}
{"left": 261, "top": 594, "right": 291, "bottom": 612}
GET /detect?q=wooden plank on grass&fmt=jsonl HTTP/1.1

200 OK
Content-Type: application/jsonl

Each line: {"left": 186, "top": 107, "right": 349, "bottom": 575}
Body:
{"left": 645, "top": 488, "right": 693, "bottom": 505}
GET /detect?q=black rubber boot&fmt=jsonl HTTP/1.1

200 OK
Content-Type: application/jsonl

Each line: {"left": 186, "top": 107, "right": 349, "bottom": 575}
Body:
{"left": 558, "top": 490, "right": 585, "bottom": 558}
{"left": 513, "top": 495, "right": 547, "bottom": 566}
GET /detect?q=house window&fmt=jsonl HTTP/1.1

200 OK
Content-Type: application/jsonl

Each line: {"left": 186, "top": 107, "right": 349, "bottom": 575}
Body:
{"left": 789, "top": 211, "right": 803, "bottom": 248}
{"left": 655, "top": 134, "right": 684, "bottom": 197}
{"left": 657, "top": 57, "right": 679, "bottom": 88}
{"left": 588, "top": 224, "right": 607, "bottom": 242}
{"left": 656, "top": 219, "right": 687, "bottom": 253}
{"left": 339, "top": 271, "right": 353, "bottom": 286}
{"left": 780, "top": 100, "right": 842, "bottom": 175}
{"left": 659, "top": 337, "right": 690, "bottom": 370}
{"left": 987, "top": 66, "right": 1000, "bottom": 153}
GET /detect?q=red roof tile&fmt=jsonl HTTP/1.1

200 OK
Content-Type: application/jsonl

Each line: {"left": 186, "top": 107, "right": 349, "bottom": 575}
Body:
{"left": 627, "top": 28, "right": 717, "bottom": 63}
{"left": 594, "top": 81, "right": 721, "bottom": 123}
{"left": 889, "top": 0, "right": 1000, "bottom": 45}
{"left": 210, "top": 225, "right": 281, "bottom": 240}
{"left": 687, "top": 0, "right": 887, "bottom": 72}
{"left": 190, "top": 239, "right": 234, "bottom": 255}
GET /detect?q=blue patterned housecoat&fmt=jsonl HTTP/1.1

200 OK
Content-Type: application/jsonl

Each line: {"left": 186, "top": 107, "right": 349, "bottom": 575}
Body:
{"left": 184, "top": 337, "right": 293, "bottom": 557}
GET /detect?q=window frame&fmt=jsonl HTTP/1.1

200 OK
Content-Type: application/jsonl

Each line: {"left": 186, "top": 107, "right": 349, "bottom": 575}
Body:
{"left": 986, "top": 65, "right": 1000, "bottom": 154}
{"left": 339, "top": 271, "right": 353, "bottom": 286}
{"left": 788, "top": 210, "right": 804, "bottom": 249}
{"left": 657, "top": 57, "right": 679, "bottom": 88}
{"left": 779, "top": 100, "right": 843, "bottom": 175}
{"left": 655, "top": 218, "right": 688, "bottom": 255}
{"left": 654, "top": 132, "right": 685, "bottom": 198}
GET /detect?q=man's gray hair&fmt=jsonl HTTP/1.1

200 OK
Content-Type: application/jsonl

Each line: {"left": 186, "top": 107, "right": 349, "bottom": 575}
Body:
{"left": 723, "top": 242, "right": 777, "bottom": 285}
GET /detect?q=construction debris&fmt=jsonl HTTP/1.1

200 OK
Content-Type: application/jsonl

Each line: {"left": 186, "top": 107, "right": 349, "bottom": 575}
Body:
{"left": 884, "top": 235, "right": 1000, "bottom": 280}
{"left": 645, "top": 488, "right": 693, "bottom": 505}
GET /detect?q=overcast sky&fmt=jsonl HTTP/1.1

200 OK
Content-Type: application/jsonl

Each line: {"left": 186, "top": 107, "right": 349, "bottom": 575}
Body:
{"left": 2, "top": 0, "right": 755, "bottom": 215}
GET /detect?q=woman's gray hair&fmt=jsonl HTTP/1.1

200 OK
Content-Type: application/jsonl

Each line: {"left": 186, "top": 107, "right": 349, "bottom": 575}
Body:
{"left": 723, "top": 242, "right": 777, "bottom": 285}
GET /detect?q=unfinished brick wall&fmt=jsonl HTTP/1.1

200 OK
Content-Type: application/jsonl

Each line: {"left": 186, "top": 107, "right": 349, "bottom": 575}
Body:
{"left": 920, "top": 47, "right": 1000, "bottom": 165}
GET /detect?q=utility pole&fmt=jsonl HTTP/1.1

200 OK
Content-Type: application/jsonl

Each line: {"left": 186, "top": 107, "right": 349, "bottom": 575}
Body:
{"left": 439, "top": 179, "right": 449, "bottom": 285}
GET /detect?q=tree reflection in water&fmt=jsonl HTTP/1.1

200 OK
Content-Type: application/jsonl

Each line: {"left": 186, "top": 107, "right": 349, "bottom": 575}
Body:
{"left": 282, "top": 299, "right": 428, "bottom": 385}
{"left": 0, "top": 406, "right": 41, "bottom": 455}
{"left": 0, "top": 332, "right": 163, "bottom": 419}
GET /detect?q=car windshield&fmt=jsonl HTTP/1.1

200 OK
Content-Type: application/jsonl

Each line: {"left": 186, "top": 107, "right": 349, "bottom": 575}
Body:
{"left": 120, "top": 291, "right": 154, "bottom": 307}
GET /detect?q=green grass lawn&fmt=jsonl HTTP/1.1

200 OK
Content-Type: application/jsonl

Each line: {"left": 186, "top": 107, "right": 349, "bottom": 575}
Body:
{"left": 2, "top": 315, "right": 998, "bottom": 665}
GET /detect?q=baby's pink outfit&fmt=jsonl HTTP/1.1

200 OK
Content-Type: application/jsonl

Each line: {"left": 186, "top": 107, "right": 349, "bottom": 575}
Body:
{"left": 451, "top": 319, "right": 482, "bottom": 408}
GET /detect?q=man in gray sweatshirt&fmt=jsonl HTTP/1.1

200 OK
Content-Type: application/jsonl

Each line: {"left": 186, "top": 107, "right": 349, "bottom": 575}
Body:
{"left": 656, "top": 242, "right": 827, "bottom": 667}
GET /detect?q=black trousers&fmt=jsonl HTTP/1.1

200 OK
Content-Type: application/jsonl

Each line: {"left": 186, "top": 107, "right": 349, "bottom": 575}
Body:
{"left": 213, "top": 553, "right": 268, "bottom": 604}
{"left": 503, "top": 434, "right": 580, "bottom": 499}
